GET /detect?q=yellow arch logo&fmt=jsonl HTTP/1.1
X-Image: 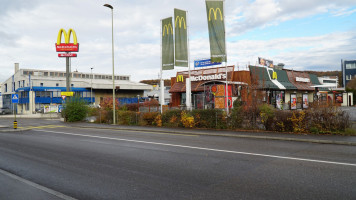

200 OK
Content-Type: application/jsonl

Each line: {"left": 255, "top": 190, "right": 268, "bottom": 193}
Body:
{"left": 272, "top": 72, "right": 278, "bottom": 80}
{"left": 163, "top": 24, "right": 173, "bottom": 36}
{"left": 177, "top": 75, "right": 184, "bottom": 82}
{"left": 57, "top": 28, "right": 78, "bottom": 45}
{"left": 209, "top": 8, "right": 223, "bottom": 21}
{"left": 175, "top": 16, "right": 186, "bottom": 29}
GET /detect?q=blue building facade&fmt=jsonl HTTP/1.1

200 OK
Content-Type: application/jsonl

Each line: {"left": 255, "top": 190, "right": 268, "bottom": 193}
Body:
{"left": 341, "top": 59, "right": 356, "bottom": 87}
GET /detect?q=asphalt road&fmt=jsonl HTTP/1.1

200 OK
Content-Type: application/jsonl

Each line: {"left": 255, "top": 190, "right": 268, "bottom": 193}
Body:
{"left": 0, "top": 123, "right": 355, "bottom": 199}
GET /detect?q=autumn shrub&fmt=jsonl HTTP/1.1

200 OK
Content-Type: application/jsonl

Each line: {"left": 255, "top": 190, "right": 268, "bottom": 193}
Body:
{"left": 191, "top": 109, "right": 226, "bottom": 129}
{"left": 273, "top": 110, "right": 294, "bottom": 132}
{"left": 140, "top": 112, "right": 159, "bottom": 126}
{"left": 95, "top": 109, "right": 108, "bottom": 123}
{"left": 230, "top": 99, "right": 244, "bottom": 129}
{"left": 126, "top": 103, "right": 139, "bottom": 111}
{"left": 162, "top": 109, "right": 182, "bottom": 127}
{"left": 288, "top": 111, "right": 307, "bottom": 133}
{"left": 305, "top": 105, "right": 350, "bottom": 134}
{"left": 181, "top": 111, "right": 195, "bottom": 128}
{"left": 100, "top": 97, "right": 119, "bottom": 110}
{"left": 259, "top": 104, "right": 275, "bottom": 131}
{"left": 143, "top": 99, "right": 159, "bottom": 107}
{"left": 88, "top": 107, "right": 100, "bottom": 117}
{"left": 117, "top": 110, "right": 137, "bottom": 125}
{"left": 243, "top": 105, "right": 260, "bottom": 129}
{"left": 153, "top": 114, "right": 162, "bottom": 127}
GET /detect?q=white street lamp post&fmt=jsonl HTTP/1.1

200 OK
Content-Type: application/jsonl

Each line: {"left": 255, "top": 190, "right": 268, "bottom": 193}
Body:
{"left": 104, "top": 3, "right": 116, "bottom": 125}
{"left": 91, "top": 67, "right": 93, "bottom": 104}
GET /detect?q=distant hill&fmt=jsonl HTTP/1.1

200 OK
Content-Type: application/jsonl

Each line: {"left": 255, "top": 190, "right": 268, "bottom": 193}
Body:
{"left": 305, "top": 70, "right": 342, "bottom": 87}
{"left": 140, "top": 79, "right": 171, "bottom": 87}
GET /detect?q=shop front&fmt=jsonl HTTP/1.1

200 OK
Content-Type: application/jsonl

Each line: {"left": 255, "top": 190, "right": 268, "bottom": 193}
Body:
{"left": 169, "top": 66, "right": 248, "bottom": 110}
{"left": 249, "top": 65, "right": 282, "bottom": 106}
{"left": 286, "top": 70, "right": 315, "bottom": 109}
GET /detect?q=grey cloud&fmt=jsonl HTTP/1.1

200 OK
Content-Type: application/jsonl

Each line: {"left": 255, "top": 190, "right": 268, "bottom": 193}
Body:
{"left": 0, "top": 0, "right": 40, "bottom": 18}
{"left": 228, "top": 0, "right": 356, "bottom": 36}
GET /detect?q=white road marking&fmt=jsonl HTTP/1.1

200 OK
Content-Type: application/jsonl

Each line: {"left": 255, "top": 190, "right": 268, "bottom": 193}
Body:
{"left": 35, "top": 129, "right": 356, "bottom": 167}
{"left": 0, "top": 168, "right": 77, "bottom": 200}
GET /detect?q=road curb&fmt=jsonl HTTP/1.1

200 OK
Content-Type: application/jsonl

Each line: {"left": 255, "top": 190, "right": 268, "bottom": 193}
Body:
{"left": 72, "top": 125, "right": 356, "bottom": 146}
{"left": 0, "top": 128, "right": 33, "bottom": 133}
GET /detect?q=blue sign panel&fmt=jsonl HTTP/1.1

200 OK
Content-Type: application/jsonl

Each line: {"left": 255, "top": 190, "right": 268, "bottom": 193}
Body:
{"left": 194, "top": 59, "right": 221, "bottom": 68}
{"left": 58, "top": 105, "right": 63, "bottom": 113}
{"left": 12, "top": 94, "right": 19, "bottom": 103}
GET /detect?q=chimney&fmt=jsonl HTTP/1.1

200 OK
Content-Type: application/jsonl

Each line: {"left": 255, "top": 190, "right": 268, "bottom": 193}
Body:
{"left": 14, "top": 63, "right": 19, "bottom": 74}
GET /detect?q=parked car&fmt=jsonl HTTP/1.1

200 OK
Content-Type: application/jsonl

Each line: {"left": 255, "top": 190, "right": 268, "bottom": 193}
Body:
{"left": 0, "top": 107, "right": 12, "bottom": 115}
{"left": 35, "top": 108, "right": 44, "bottom": 113}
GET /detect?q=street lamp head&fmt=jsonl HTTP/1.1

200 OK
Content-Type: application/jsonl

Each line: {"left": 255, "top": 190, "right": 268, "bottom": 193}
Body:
{"left": 103, "top": 4, "right": 113, "bottom": 9}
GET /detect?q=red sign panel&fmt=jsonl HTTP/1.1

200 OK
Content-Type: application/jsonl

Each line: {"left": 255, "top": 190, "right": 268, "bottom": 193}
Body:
{"left": 55, "top": 43, "right": 79, "bottom": 52}
{"left": 58, "top": 53, "right": 77, "bottom": 57}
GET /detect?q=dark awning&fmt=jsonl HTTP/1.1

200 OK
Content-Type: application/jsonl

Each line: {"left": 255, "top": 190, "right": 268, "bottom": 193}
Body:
{"left": 273, "top": 69, "right": 297, "bottom": 90}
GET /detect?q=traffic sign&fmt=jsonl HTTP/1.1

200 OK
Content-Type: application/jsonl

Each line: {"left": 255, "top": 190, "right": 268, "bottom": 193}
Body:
{"left": 11, "top": 94, "right": 19, "bottom": 103}
{"left": 61, "top": 92, "right": 74, "bottom": 96}
{"left": 61, "top": 95, "right": 66, "bottom": 100}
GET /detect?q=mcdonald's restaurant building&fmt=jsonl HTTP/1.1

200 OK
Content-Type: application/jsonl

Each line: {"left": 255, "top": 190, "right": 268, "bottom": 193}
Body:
{"left": 169, "top": 66, "right": 250, "bottom": 109}
{"left": 249, "top": 65, "right": 353, "bottom": 109}
{"left": 169, "top": 65, "right": 353, "bottom": 110}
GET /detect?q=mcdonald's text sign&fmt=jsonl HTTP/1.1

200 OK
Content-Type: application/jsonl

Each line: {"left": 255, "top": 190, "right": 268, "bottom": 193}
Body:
{"left": 55, "top": 28, "right": 79, "bottom": 52}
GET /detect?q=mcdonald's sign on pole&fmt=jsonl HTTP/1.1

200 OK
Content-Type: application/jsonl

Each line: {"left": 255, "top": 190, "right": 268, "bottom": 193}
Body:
{"left": 174, "top": 9, "right": 188, "bottom": 67}
{"left": 161, "top": 17, "right": 174, "bottom": 70}
{"left": 55, "top": 28, "right": 79, "bottom": 52}
{"left": 205, "top": 0, "right": 226, "bottom": 63}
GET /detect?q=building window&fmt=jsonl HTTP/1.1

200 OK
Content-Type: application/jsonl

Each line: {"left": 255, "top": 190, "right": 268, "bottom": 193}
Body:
{"left": 56, "top": 83, "right": 59, "bottom": 87}
{"left": 5, "top": 84, "right": 7, "bottom": 92}
{"left": 346, "top": 75, "right": 352, "bottom": 80}
{"left": 44, "top": 72, "right": 48, "bottom": 76}
{"left": 346, "top": 63, "right": 356, "bottom": 69}
{"left": 71, "top": 84, "right": 74, "bottom": 87}
{"left": 40, "top": 83, "right": 44, "bottom": 86}
{"left": 53, "top": 91, "right": 60, "bottom": 97}
{"left": 18, "top": 81, "right": 21, "bottom": 88}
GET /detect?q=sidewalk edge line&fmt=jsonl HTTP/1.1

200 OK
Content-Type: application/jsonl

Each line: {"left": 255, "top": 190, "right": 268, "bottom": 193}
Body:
{"left": 0, "top": 168, "right": 77, "bottom": 200}
{"left": 72, "top": 125, "right": 356, "bottom": 146}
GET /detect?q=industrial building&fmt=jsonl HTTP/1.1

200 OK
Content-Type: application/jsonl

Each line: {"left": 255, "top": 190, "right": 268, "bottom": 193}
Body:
{"left": 0, "top": 63, "right": 152, "bottom": 114}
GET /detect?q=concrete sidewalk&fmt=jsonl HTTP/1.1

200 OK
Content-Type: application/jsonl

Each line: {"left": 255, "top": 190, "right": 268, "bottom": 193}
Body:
{"left": 0, "top": 113, "right": 60, "bottom": 119}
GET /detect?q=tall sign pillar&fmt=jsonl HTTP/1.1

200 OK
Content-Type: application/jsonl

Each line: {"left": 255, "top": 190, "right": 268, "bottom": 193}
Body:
{"left": 66, "top": 57, "right": 71, "bottom": 92}
{"left": 55, "top": 28, "right": 79, "bottom": 92}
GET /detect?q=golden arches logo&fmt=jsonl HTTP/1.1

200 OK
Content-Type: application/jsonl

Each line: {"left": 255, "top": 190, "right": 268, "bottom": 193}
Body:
{"left": 177, "top": 75, "right": 184, "bottom": 82}
{"left": 163, "top": 24, "right": 173, "bottom": 36}
{"left": 272, "top": 72, "right": 278, "bottom": 79}
{"left": 57, "top": 28, "right": 78, "bottom": 45}
{"left": 175, "top": 16, "right": 186, "bottom": 29}
{"left": 208, "top": 8, "right": 223, "bottom": 21}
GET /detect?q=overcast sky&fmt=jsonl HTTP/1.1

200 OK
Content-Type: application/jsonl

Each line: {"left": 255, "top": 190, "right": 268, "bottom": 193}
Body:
{"left": 1, "top": 0, "right": 355, "bottom": 83}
